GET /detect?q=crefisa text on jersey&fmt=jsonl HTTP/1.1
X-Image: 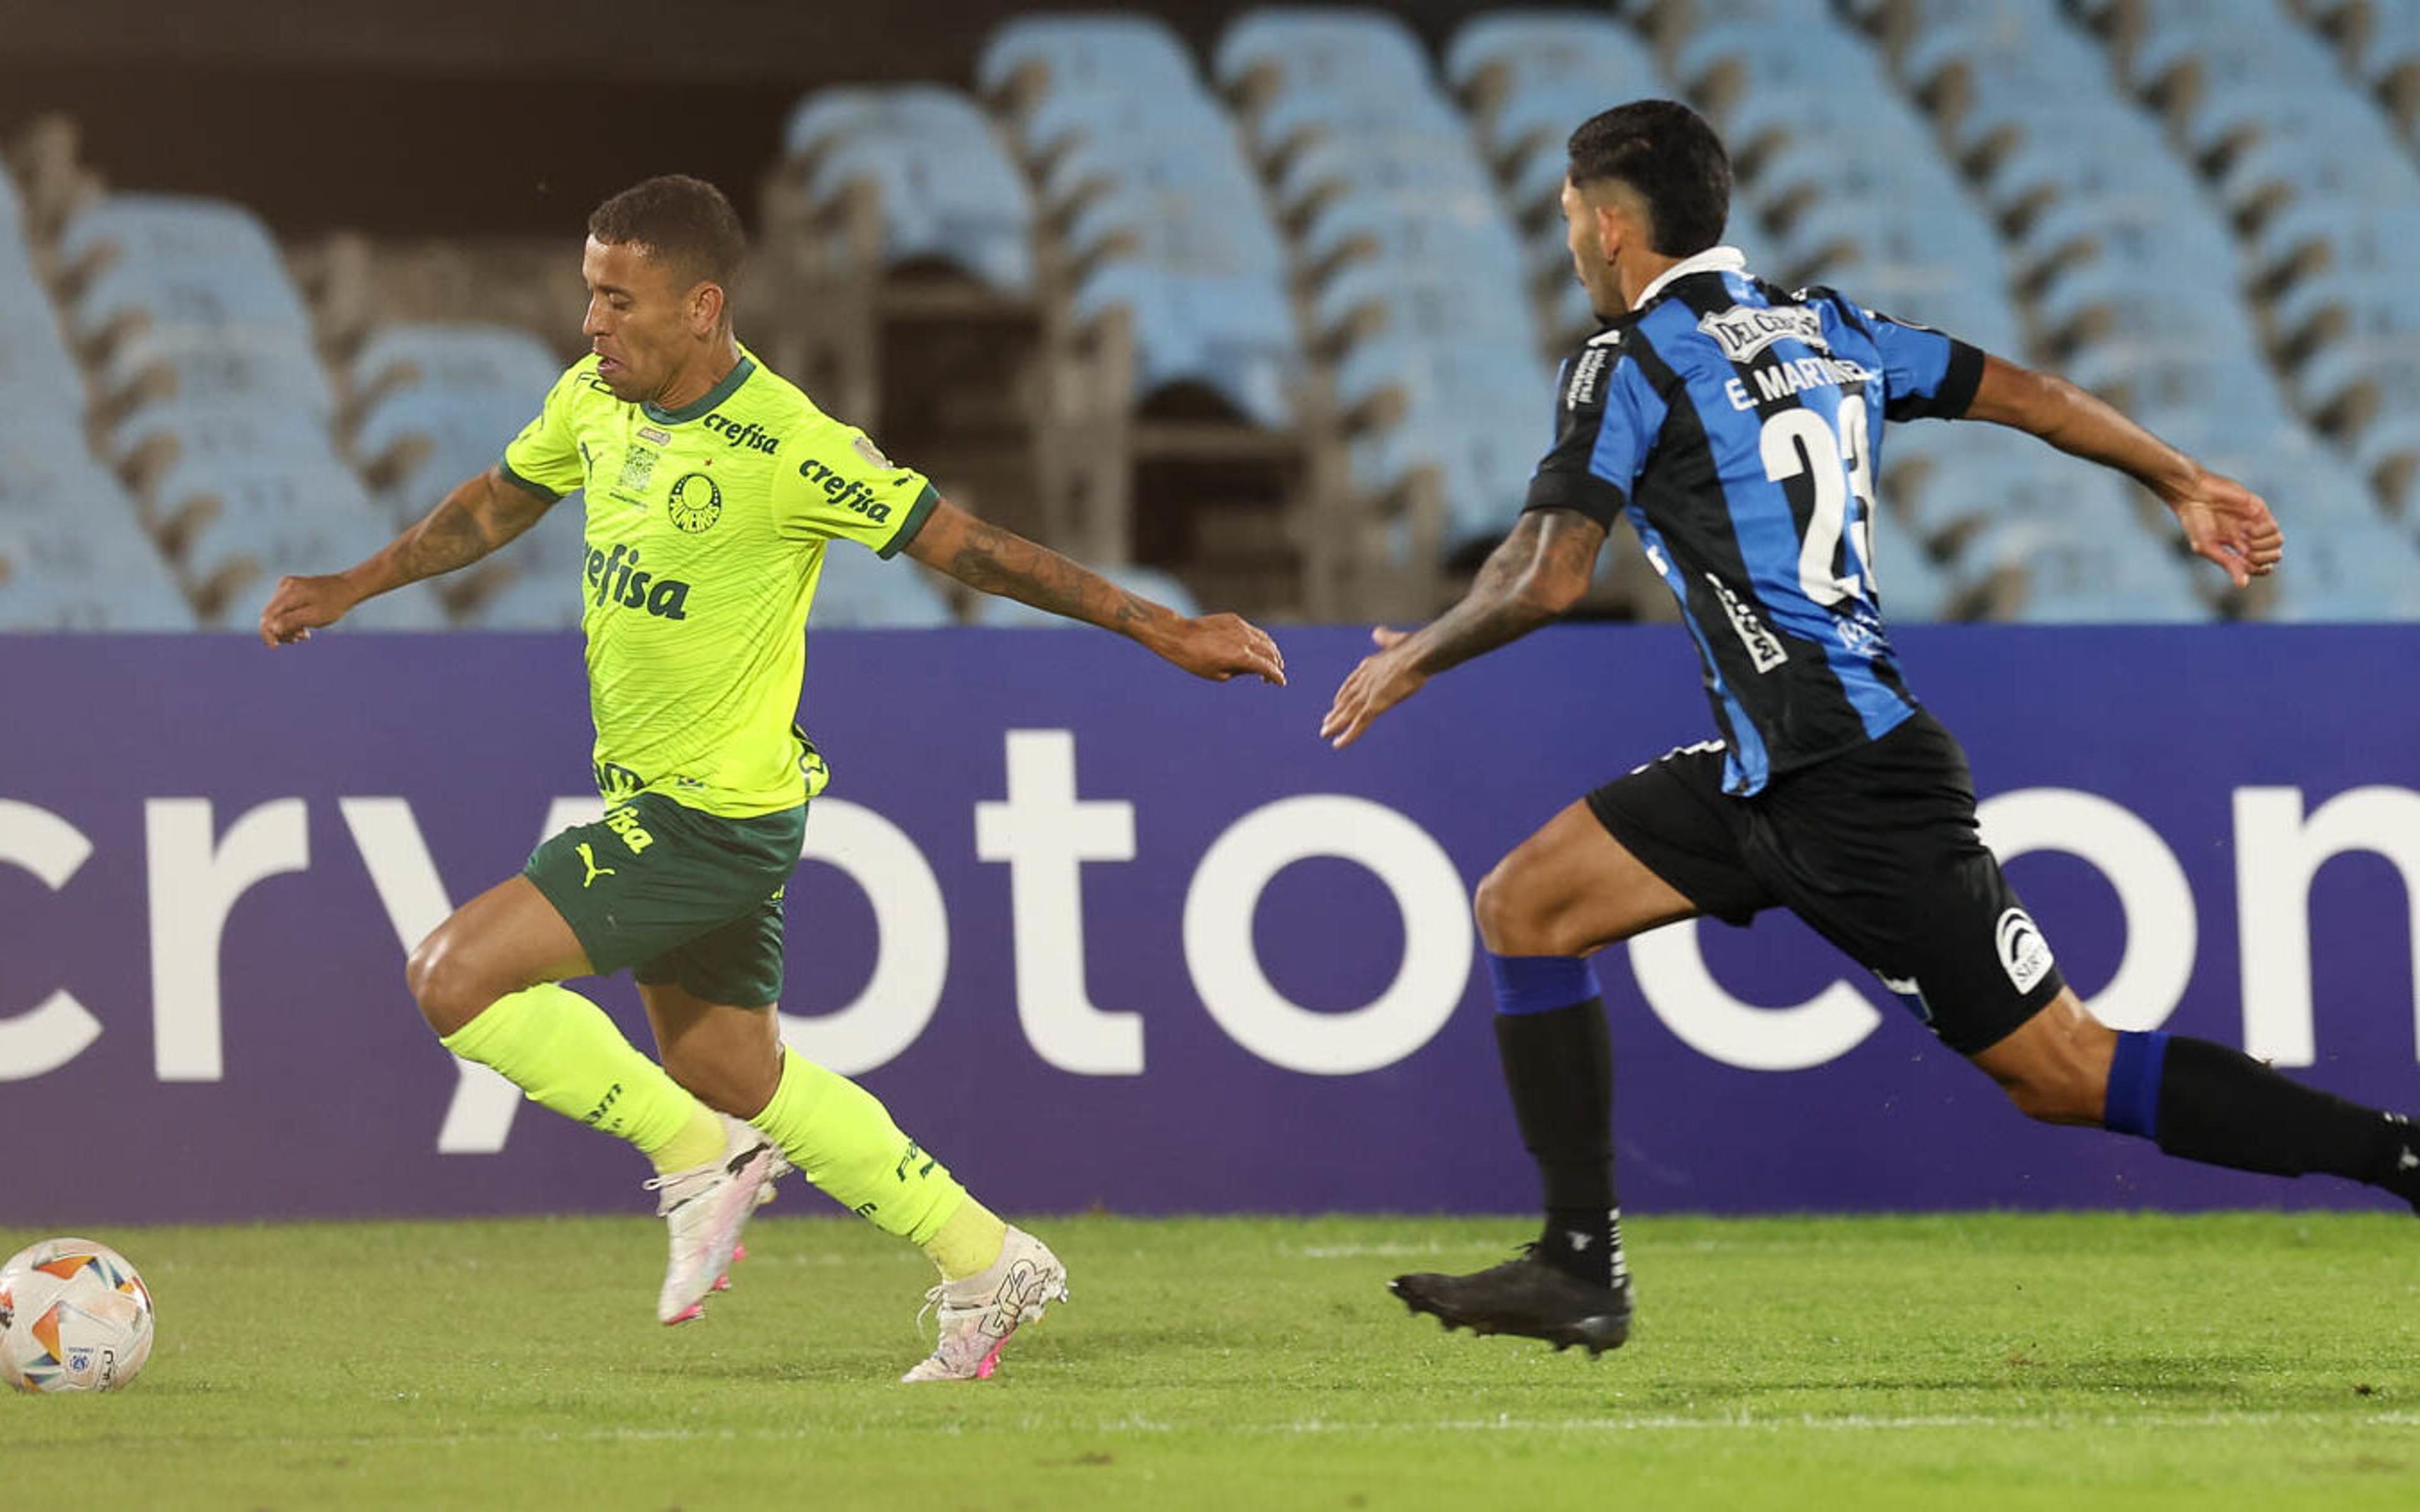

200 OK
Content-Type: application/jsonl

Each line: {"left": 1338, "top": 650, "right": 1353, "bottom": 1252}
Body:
{"left": 700, "top": 413, "right": 780, "bottom": 454}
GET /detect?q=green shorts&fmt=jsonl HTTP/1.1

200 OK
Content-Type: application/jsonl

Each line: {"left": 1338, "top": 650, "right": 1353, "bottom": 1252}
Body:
{"left": 524, "top": 791, "right": 807, "bottom": 1007}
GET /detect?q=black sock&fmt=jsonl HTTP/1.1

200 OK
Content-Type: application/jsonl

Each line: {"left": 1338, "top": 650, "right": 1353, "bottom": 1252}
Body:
{"left": 1495, "top": 1001, "right": 1624, "bottom": 1289}
{"left": 2150, "top": 1036, "right": 2420, "bottom": 1201}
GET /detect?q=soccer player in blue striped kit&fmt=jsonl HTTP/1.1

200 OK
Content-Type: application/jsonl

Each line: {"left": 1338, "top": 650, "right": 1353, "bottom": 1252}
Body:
{"left": 1322, "top": 100, "right": 2420, "bottom": 1353}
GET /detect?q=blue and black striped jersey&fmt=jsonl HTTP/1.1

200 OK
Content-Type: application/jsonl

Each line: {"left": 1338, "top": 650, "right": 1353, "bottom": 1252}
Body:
{"left": 1526, "top": 247, "right": 1985, "bottom": 795}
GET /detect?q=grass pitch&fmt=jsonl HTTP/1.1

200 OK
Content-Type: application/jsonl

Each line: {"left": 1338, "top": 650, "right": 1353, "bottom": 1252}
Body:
{"left": 7, "top": 1212, "right": 2419, "bottom": 1510}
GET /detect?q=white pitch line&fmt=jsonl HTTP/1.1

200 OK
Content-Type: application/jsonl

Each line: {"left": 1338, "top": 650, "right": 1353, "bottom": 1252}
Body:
{"left": 170, "top": 1409, "right": 2420, "bottom": 1453}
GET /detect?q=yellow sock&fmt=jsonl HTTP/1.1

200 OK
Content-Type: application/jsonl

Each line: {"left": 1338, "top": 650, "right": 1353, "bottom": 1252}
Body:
{"left": 440, "top": 982, "right": 718, "bottom": 1174}
{"left": 922, "top": 1194, "right": 1008, "bottom": 1281}
{"left": 747, "top": 1048, "right": 967, "bottom": 1244}
{"left": 652, "top": 1104, "right": 727, "bottom": 1175}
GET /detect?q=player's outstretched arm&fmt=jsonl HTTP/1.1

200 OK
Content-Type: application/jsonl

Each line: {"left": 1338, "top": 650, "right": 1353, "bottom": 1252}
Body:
{"left": 901, "top": 498, "right": 1285, "bottom": 684}
{"left": 1963, "top": 353, "right": 2283, "bottom": 588}
{"left": 1321, "top": 508, "right": 1605, "bottom": 750}
{"left": 258, "top": 467, "right": 554, "bottom": 646}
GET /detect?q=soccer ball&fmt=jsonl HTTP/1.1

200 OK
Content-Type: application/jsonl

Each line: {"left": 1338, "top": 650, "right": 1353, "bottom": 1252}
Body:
{"left": 0, "top": 1238, "right": 156, "bottom": 1393}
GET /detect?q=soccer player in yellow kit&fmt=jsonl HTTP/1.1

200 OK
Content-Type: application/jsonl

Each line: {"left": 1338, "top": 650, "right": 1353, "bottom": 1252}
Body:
{"left": 260, "top": 176, "right": 1285, "bottom": 1382}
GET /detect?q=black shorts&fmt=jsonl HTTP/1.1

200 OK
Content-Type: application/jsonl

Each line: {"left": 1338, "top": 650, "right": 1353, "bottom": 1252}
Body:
{"left": 1585, "top": 711, "right": 2065, "bottom": 1055}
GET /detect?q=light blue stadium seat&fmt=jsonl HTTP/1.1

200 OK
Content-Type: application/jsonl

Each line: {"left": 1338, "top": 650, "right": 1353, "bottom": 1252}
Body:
{"left": 2020, "top": 194, "right": 2237, "bottom": 277}
{"left": 58, "top": 193, "right": 280, "bottom": 272}
{"left": 2295, "top": 342, "right": 2420, "bottom": 437}
{"left": 1890, "top": 432, "right": 2133, "bottom": 546}
{"left": 2362, "top": 8, "right": 2420, "bottom": 89}
{"left": 1301, "top": 191, "right": 1529, "bottom": 288}
{"left": 1963, "top": 518, "right": 2212, "bottom": 623}
{"left": 102, "top": 326, "right": 337, "bottom": 424}
{"left": 806, "top": 132, "right": 1035, "bottom": 294}
{"left": 0, "top": 453, "right": 197, "bottom": 631}
{"left": 67, "top": 253, "right": 313, "bottom": 348}
{"left": 1872, "top": 531, "right": 1958, "bottom": 622}
{"left": 1274, "top": 130, "right": 1497, "bottom": 219}
{"left": 977, "top": 13, "right": 1201, "bottom": 102}
{"left": 1847, "top": 269, "right": 2025, "bottom": 356}
{"left": 352, "top": 323, "right": 564, "bottom": 401}
{"left": 149, "top": 454, "right": 384, "bottom": 581}
{"left": 1311, "top": 257, "right": 1537, "bottom": 351}
{"left": 1038, "top": 115, "right": 1261, "bottom": 209}
{"left": 2065, "top": 342, "right": 2296, "bottom": 440}
{"left": 1254, "top": 77, "right": 1468, "bottom": 159}
{"left": 1443, "top": 11, "right": 1657, "bottom": 96}
{"left": 0, "top": 554, "right": 199, "bottom": 631}
{"left": 1480, "top": 76, "right": 1634, "bottom": 164}
{"left": 1214, "top": 9, "right": 1434, "bottom": 97}
{"left": 1065, "top": 178, "right": 1288, "bottom": 282}
{"left": 1025, "top": 96, "right": 1242, "bottom": 190}
{"left": 1779, "top": 201, "right": 2005, "bottom": 290}
{"left": 1331, "top": 329, "right": 1547, "bottom": 417}
{"left": 2261, "top": 513, "right": 2420, "bottom": 621}
{"left": 1942, "top": 66, "right": 2122, "bottom": 161}
{"left": 1726, "top": 86, "right": 1940, "bottom": 162}
{"left": 2217, "top": 136, "right": 2420, "bottom": 225}
{"left": 354, "top": 386, "right": 529, "bottom": 471}
{"left": 2351, "top": 409, "right": 2420, "bottom": 505}
{"left": 1072, "top": 264, "right": 1300, "bottom": 427}
{"left": 817, "top": 542, "right": 958, "bottom": 624}
{"left": 2126, "top": 11, "right": 2340, "bottom": 101}
{"left": 507, "top": 489, "right": 592, "bottom": 573}
{"left": 1676, "top": 22, "right": 1887, "bottom": 102}
{"left": 106, "top": 399, "right": 335, "bottom": 477}
{"left": 2272, "top": 268, "right": 2420, "bottom": 353}
{"left": 1755, "top": 139, "right": 1979, "bottom": 238}
{"left": 782, "top": 84, "right": 998, "bottom": 159}
{"left": 2036, "top": 267, "right": 2259, "bottom": 350}
{"left": 1, "top": 244, "right": 93, "bottom": 427}
{"left": 972, "top": 561, "right": 1196, "bottom": 626}
{"left": 1985, "top": 137, "right": 2206, "bottom": 224}
{"left": 2256, "top": 200, "right": 2420, "bottom": 282}
{"left": 1354, "top": 408, "right": 1545, "bottom": 549}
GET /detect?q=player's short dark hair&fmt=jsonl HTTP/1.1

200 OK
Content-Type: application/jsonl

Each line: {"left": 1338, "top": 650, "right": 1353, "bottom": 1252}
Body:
{"left": 587, "top": 175, "right": 747, "bottom": 292}
{"left": 1567, "top": 100, "right": 1731, "bottom": 257}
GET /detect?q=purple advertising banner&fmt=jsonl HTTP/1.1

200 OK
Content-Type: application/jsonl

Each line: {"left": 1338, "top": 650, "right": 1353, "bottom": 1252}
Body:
{"left": 3, "top": 625, "right": 2417, "bottom": 1223}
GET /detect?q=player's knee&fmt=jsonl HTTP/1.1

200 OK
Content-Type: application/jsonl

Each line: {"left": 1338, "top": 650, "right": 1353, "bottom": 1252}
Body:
{"left": 406, "top": 932, "right": 491, "bottom": 1039}
{"left": 1988, "top": 1045, "right": 2111, "bottom": 1127}
{"left": 1471, "top": 866, "right": 1548, "bottom": 948}
{"left": 663, "top": 1047, "right": 779, "bottom": 1120}
{"left": 1999, "top": 1072, "right": 2102, "bottom": 1126}
{"left": 1472, "top": 864, "right": 1520, "bottom": 953}
{"left": 1473, "top": 862, "right": 1566, "bottom": 955}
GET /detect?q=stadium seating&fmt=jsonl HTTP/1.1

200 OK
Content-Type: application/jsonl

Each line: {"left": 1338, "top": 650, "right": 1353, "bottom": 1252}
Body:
{"left": 779, "top": 86, "right": 1036, "bottom": 297}
{"left": 12, "top": 4, "right": 2420, "bottom": 630}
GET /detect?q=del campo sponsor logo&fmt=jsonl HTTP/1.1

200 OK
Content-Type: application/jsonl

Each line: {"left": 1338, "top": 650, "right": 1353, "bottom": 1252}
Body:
{"left": 1698, "top": 304, "right": 1831, "bottom": 364}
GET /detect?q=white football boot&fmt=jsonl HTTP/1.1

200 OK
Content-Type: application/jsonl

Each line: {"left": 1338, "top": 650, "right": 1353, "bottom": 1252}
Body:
{"left": 901, "top": 1225, "right": 1069, "bottom": 1382}
{"left": 644, "top": 1120, "right": 783, "bottom": 1326}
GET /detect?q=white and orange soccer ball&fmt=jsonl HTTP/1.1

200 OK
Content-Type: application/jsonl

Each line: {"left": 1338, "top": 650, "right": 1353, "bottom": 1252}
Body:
{"left": 0, "top": 1238, "right": 156, "bottom": 1393}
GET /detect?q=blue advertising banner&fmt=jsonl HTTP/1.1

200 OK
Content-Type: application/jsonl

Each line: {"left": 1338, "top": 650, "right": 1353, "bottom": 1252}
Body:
{"left": 3, "top": 625, "right": 2416, "bottom": 1222}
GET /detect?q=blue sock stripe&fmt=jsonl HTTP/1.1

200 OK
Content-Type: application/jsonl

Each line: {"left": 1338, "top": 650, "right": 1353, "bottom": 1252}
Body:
{"left": 2104, "top": 1029, "right": 2170, "bottom": 1138}
{"left": 1485, "top": 952, "right": 1596, "bottom": 1016}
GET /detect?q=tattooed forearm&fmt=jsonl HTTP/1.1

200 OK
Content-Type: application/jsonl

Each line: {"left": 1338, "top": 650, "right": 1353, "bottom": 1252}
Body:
{"left": 386, "top": 472, "right": 550, "bottom": 587}
{"left": 927, "top": 510, "right": 1179, "bottom": 640}
{"left": 1404, "top": 511, "right": 1602, "bottom": 677}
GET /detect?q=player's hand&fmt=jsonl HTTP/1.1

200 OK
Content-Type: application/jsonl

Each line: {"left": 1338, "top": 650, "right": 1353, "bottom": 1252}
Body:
{"left": 2163, "top": 469, "right": 2283, "bottom": 589}
{"left": 1320, "top": 626, "right": 1426, "bottom": 750}
{"left": 1155, "top": 613, "right": 1286, "bottom": 685}
{"left": 258, "top": 573, "right": 360, "bottom": 647}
